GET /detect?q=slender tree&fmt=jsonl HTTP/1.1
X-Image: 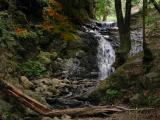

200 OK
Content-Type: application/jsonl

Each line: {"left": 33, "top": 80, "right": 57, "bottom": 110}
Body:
{"left": 143, "top": 0, "right": 154, "bottom": 72}
{"left": 115, "top": 0, "right": 132, "bottom": 65}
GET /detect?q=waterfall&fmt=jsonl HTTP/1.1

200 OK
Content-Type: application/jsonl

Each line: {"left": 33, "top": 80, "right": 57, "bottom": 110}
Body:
{"left": 96, "top": 32, "right": 115, "bottom": 80}
{"left": 83, "top": 23, "right": 116, "bottom": 80}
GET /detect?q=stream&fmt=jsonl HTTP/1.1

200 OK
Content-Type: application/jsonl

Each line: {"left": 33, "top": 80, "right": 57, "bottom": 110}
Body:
{"left": 82, "top": 24, "right": 116, "bottom": 80}
{"left": 41, "top": 21, "right": 143, "bottom": 109}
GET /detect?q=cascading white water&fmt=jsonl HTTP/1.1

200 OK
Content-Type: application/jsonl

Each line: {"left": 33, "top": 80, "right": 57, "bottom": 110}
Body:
{"left": 96, "top": 32, "right": 115, "bottom": 80}
{"left": 83, "top": 24, "right": 116, "bottom": 80}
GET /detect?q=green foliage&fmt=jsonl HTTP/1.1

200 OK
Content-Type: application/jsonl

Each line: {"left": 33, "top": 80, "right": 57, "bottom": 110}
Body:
{"left": 21, "top": 60, "right": 46, "bottom": 78}
{"left": 132, "top": 0, "right": 141, "bottom": 5}
{"left": 96, "top": 0, "right": 116, "bottom": 21}
{"left": 0, "top": 11, "right": 17, "bottom": 49}
{"left": 0, "top": 50, "right": 18, "bottom": 79}
{"left": 16, "top": 29, "right": 38, "bottom": 41}
{"left": 105, "top": 88, "right": 121, "bottom": 102}
{"left": 39, "top": 0, "right": 79, "bottom": 41}
{"left": 38, "top": 51, "right": 57, "bottom": 64}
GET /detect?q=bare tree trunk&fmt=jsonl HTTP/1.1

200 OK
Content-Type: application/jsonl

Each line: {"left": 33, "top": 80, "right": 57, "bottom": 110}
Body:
{"left": 103, "top": 1, "right": 108, "bottom": 21}
{"left": 143, "top": 0, "right": 154, "bottom": 72}
{"left": 8, "top": 0, "right": 16, "bottom": 26}
{"left": 115, "top": 0, "right": 131, "bottom": 66}
{"left": 102, "top": 6, "right": 108, "bottom": 21}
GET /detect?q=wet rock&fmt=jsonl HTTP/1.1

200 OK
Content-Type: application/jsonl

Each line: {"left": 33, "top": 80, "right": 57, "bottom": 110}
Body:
{"left": 29, "top": 77, "right": 99, "bottom": 108}
{"left": 47, "top": 98, "right": 84, "bottom": 108}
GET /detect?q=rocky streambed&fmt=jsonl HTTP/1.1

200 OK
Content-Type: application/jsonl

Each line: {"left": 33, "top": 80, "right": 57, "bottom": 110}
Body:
{"left": 19, "top": 21, "right": 143, "bottom": 110}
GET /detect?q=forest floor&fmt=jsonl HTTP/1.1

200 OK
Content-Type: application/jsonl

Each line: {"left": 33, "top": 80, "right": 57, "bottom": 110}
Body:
{"left": 77, "top": 110, "right": 160, "bottom": 120}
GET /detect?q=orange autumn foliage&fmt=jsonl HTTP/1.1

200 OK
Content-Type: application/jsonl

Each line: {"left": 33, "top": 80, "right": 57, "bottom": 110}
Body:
{"left": 60, "top": 33, "right": 75, "bottom": 41}
{"left": 47, "top": 7, "right": 65, "bottom": 21}
{"left": 47, "top": 7, "right": 55, "bottom": 16}
{"left": 15, "top": 28, "right": 28, "bottom": 35}
{"left": 40, "top": 21, "right": 54, "bottom": 31}
{"left": 38, "top": 0, "right": 78, "bottom": 41}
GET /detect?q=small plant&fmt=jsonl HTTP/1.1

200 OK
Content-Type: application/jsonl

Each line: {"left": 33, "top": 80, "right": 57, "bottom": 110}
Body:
{"left": 105, "top": 88, "right": 121, "bottom": 102}
{"left": 21, "top": 60, "right": 46, "bottom": 78}
{"left": 15, "top": 28, "right": 38, "bottom": 41}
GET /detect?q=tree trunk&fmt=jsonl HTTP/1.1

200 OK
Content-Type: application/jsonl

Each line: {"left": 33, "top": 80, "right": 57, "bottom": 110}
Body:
{"left": 115, "top": 0, "right": 131, "bottom": 65}
{"left": 102, "top": 6, "right": 108, "bottom": 21}
{"left": 143, "top": 0, "right": 154, "bottom": 72}
{"left": 8, "top": 0, "right": 16, "bottom": 26}
{"left": 103, "top": 1, "right": 108, "bottom": 21}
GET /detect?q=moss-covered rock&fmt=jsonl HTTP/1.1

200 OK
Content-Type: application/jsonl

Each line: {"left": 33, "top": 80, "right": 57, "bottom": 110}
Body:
{"left": 38, "top": 51, "right": 58, "bottom": 64}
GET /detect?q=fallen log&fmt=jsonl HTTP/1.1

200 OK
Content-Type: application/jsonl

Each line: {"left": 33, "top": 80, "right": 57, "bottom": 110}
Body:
{"left": 0, "top": 80, "right": 154, "bottom": 117}
{"left": 0, "top": 80, "right": 123, "bottom": 117}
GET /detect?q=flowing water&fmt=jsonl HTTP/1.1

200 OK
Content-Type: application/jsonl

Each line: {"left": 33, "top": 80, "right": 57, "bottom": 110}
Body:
{"left": 83, "top": 23, "right": 116, "bottom": 80}
{"left": 47, "top": 22, "right": 142, "bottom": 108}
{"left": 96, "top": 32, "right": 115, "bottom": 80}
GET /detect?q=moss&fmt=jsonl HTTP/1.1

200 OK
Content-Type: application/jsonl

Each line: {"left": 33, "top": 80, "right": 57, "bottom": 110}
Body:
{"left": 0, "top": 98, "right": 38, "bottom": 120}
{"left": 38, "top": 51, "right": 57, "bottom": 64}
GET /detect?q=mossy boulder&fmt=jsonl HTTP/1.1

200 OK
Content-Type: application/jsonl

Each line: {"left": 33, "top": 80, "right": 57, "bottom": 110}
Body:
{"left": 38, "top": 51, "right": 58, "bottom": 64}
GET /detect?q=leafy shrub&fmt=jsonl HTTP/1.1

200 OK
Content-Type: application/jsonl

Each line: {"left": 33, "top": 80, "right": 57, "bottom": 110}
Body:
{"left": 21, "top": 60, "right": 46, "bottom": 78}
{"left": 105, "top": 88, "right": 121, "bottom": 102}
{"left": 0, "top": 11, "right": 17, "bottom": 49}
{"left": 38, "top": 0, "right": 79, "bottom": 41}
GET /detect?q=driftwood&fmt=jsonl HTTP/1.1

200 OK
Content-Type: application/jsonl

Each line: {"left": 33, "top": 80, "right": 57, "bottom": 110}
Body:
{"left": 0, "top": 80, "right": 154, "bottom": 117}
